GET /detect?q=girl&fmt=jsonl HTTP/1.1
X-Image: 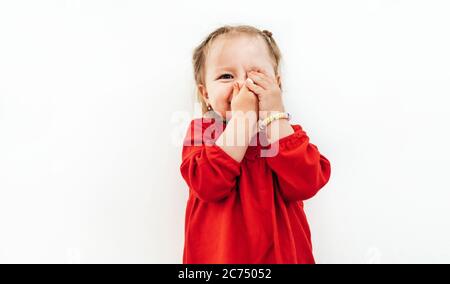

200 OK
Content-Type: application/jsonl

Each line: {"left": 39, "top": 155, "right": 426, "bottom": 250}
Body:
{"left": 180, "top": 25, "right": 331, "bottom": 264}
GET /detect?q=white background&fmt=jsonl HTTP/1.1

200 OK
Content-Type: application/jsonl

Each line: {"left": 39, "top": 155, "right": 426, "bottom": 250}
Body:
{"left": 1, "top": 0, "right": 449, "bottom": 263}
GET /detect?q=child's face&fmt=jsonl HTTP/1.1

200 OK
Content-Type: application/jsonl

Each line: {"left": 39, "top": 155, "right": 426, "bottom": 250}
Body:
{"left": 199, "top": 34, "right": 280, "bottom": 118}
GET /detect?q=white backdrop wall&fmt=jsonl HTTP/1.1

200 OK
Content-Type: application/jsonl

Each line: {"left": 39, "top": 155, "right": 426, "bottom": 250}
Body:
{"left": 1, "top": 0, "right": 449, "bottom": 263}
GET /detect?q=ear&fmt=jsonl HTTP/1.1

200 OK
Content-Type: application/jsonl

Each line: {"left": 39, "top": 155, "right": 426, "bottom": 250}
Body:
{"left": 198, "top": 84, "right": 209, "bottom": 105}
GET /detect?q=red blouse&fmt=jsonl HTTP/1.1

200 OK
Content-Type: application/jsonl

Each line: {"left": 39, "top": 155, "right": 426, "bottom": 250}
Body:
{"left": 180, "top": 117, "right": 331, "bottom": 264}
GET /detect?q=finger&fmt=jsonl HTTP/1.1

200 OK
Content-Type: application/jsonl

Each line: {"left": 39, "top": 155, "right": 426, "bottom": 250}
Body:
{"left": 253, "top": 69, "right": 277, "bottom": 86}
{"left": 239, "top": 81, "right": 252, "bottom": 94}
{"left": 254, "top": 69, "right": 276, "bottom": 84}
{"left": 248, "top": 72, "right": 271, "bottom": 90}
{"left": 245, "top": 78, "right": 265, "bottom": 97}
{"left": 232, "top": 82, "right": 239, "bottom": 100}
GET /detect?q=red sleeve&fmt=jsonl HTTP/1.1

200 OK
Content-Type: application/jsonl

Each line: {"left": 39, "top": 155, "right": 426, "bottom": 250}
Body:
{"left": 179, "top": 119, "right": 241, "bottom": 202}
{"left": 266, "top": 124, "right": 331, "bottom": 202}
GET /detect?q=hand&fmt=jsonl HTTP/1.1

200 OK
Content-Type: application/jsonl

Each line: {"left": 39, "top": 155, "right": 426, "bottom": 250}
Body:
{"left": 245, "top": 70, "right": 285, "bottom": 120}
{"left": 230, "top": 81, "right": 259, "bottom": 120}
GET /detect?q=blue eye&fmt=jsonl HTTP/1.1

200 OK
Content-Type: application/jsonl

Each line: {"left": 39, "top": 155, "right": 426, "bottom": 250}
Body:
{"left": 218, "top": 74, "right": 233, "bottom": 80}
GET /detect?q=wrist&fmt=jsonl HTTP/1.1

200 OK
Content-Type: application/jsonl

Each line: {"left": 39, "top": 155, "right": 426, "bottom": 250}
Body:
{"left": 230, "top": 111, "right": 259, "bottom": 141}
{"left": 265, "top": 118, "right": 294, "bottom": 144}
{"left": 259, "top": 108, "right": 285, "bottom": 120}
{"left": 258, "top": 111, "right": 291, "bottom": 132}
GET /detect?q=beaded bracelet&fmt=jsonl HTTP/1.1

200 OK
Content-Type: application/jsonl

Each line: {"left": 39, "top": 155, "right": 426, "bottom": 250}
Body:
{"left": 259, "top": 112, "right": 291, "bottom": 131}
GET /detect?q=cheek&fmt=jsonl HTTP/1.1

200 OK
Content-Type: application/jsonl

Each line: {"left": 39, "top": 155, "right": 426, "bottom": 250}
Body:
{"left": 210, "top": 86, "right": 232, "bottom": 101}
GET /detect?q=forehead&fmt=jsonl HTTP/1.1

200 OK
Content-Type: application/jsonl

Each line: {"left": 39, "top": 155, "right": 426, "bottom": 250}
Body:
{"left": 206, "top": 34, "right": 274, "bottom": 72}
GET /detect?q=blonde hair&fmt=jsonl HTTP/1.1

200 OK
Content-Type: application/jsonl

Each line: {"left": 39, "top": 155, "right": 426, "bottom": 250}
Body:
{"left": 192, "top": 25, "right": 283, "bottom": 114}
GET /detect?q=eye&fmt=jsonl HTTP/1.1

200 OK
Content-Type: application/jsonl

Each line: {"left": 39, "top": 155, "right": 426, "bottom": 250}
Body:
{"left": 218, "top": 74, "right": 233, "bottom": 80}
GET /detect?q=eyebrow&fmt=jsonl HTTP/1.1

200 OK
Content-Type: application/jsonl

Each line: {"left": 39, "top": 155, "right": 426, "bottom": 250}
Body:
{"left": 214, "top": 66, "right": 234, "bottom": 72}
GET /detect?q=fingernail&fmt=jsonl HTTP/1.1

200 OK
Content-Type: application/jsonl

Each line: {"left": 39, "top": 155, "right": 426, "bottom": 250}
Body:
{"left": 246, "top": 78, "right": 254, "bottom": 84}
